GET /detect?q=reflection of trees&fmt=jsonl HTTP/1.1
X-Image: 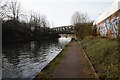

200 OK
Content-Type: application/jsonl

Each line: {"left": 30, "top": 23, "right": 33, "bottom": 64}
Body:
{"left": 30, "top": 41, "right": 49, "bottom": 62}
{"left": 30, "top": 41, "right": 40, "bottom": 62}
{"left": 3, "top": 47, "right": 20, "bottom": 66}
{"left": 3, "top": 39, "right": 66, "bottom": 78}
{"left": 29, "top": 39, "right": 59, "bottom": 63}
{"left": 2, "top": 38, "right": 69, "bottom": 78}
{"left": 3, "top": 39, "right": 60, "bottom": 66}
{"left": 3, "top": 42, "right": 31, "bottom": 65}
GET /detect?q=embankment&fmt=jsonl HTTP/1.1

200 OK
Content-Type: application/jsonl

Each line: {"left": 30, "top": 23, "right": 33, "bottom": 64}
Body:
{"left": 79, "top": 36, "right": 119, "bottom": 79}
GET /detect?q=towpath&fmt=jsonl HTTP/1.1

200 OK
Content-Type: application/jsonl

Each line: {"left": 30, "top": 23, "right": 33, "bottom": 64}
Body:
{"left": 53, "top": 40, "right": 98, "bottom": 78}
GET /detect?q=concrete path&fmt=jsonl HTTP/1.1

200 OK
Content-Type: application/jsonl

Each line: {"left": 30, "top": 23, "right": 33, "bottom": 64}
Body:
{"left": 53, "top": 40, "right": 98, "bottom": 78}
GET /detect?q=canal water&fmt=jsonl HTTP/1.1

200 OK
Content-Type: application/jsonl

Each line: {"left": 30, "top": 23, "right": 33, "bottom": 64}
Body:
{"left": 2, "top": 36, "right": 72, "bottom": 79}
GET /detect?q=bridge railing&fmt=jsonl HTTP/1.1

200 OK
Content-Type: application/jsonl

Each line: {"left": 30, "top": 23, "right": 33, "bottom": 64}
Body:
{"left": 51, "top": 25, "right": 74, "bottom": 34}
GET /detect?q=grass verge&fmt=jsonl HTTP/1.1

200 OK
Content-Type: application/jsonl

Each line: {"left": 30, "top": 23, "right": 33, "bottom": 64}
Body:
{"left": 33, "top": 43, "right": 70, "bottom": 80}
{"left": 79, "top": 36, "right": 119, "bottom": 79}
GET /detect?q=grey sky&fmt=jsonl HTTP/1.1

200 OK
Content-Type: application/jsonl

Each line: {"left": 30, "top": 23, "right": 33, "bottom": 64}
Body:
{"left": 5, "top": 0, "right": 115, "bottom": 27}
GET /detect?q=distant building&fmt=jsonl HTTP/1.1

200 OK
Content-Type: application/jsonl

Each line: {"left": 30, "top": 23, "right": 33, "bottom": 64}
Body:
{"left": 94, "top": 0, "right": 120, "bottom": 38}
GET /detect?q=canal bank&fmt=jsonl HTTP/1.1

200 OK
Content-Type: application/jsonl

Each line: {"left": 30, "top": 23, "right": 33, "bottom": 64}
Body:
{"left": 2, "top": 37, "right": 71, "bottom": 79}
{"left": 34, "top": 39, "right": 99, "bottom": 79}
{"left": 33, "top": 39, "right": 72, "bottom": 79}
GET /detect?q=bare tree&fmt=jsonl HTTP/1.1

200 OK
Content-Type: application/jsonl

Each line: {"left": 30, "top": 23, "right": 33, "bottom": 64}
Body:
{"left": 0, "top": 1, "right": 8, "bottom": 20}
{"left": 41, "top": 15, "right": 49, "bottom": 28}
{"left": 71, "top": 11, "right": 88, "bottom": 25}
{"left": 29, "top": 12, "right": 49, "bottom": 31}
{"left": 6, "top": 1, "right": 22, "bottom": 21}
{"left": 29, "top": 12, "right": 42, "bottom": 30}
{"left": 71, "top": 11, "right": 89, "bottom": 39}
{"left": 40, "top": 15, "right": 50, "bottom": 33}
{"left": 20, "top": 11, "right": 29, "bottom": 23}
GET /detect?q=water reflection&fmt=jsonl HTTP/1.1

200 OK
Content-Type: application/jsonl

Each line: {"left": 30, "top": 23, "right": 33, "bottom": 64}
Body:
{"left": 2, "top": 37, "right": 71, "bottom": 78}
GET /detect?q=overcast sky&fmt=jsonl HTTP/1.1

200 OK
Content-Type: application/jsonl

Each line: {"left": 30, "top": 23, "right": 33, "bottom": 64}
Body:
{"left": 4, "top": 0, "right": 115, "bottom": 27}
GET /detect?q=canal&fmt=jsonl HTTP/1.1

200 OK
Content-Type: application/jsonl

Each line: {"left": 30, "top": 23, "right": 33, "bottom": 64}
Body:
{"left": 2, "top": 35, "right": 72, "bottom": 79}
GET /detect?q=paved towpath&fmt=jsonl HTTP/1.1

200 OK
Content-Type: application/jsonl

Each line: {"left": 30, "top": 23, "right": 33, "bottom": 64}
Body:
{"left": 53, "top": 40, "right": 98, "bottom": 78}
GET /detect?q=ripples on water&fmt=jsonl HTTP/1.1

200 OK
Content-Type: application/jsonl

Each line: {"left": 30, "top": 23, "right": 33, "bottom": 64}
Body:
{"left": 2, "top": 37, "right": 71, "bottom": 79}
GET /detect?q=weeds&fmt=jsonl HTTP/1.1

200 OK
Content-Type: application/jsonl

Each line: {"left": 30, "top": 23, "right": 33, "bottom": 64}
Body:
{"left": 80, "top": 36, "right": 119, "bottom": 78}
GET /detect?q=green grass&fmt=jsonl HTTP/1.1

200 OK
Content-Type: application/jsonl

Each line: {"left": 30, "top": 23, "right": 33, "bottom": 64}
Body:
{"left": 33, "top": 44, "right": 70, "bottom": 80}
{"left": 79, "top": 36, "right": 119, "bottom": 79}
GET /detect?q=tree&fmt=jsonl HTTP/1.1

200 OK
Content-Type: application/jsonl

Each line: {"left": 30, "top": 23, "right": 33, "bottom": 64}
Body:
{"left": 71, "top": 11, "right": 89, "bottom": 39}
{"left": 6, "top": 1, "right": 22, "bottom": 21}
{"left": 40, "top": 15, "right": 49, "bottom": 29}
{"left": 28, "top": 12, "right": 50, "bottom": 40}
{"left": 71, "top": 11, "right": 88, "bottom": 25}
{"left": 0, "top": 1, "right": 8, "bottom": 20}
{"left": 29, "top": 12, "right": 41, "bottom": 31}
{"left": 29, "top": 12, "right": 49, "bottom": 31}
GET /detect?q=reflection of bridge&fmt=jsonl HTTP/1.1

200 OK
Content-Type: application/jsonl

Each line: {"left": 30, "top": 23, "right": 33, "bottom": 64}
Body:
{"left": 51, "top": 25, "right": 74, "bottom": 34}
